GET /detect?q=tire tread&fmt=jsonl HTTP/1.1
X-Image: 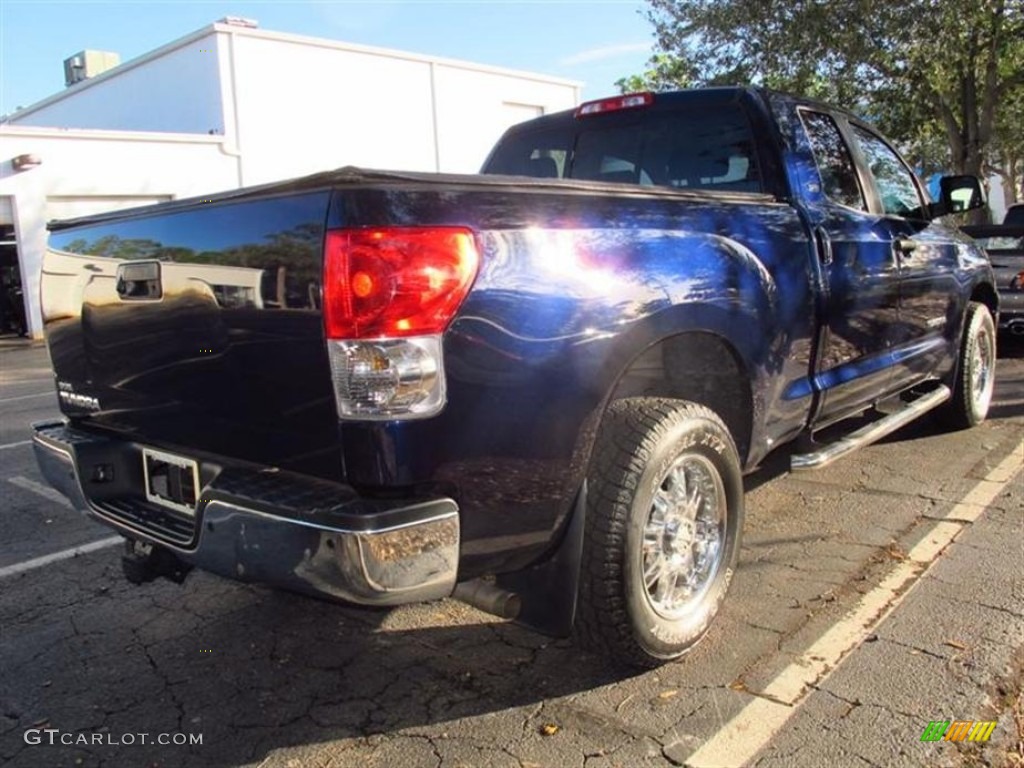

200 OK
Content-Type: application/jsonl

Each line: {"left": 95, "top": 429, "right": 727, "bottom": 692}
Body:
{"left": 574, "top": 398, "right": 736, "bottom": 668}
{"left": 940, "top": 301, "right": 995, "bottom": 430}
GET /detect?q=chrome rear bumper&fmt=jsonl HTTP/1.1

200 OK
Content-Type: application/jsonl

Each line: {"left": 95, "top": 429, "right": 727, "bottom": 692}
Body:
{"left": 32, "top": 420, "right": 459, "bottom": 606}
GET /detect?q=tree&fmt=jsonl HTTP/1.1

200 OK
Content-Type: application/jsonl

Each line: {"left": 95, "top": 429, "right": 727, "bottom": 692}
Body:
{"left": 986, "top": 79, "right": 1024, "bottom": 206}
{"left": 627, "top": 0, "right": 1024, "bottom": 217}
{"left": 615, "top": 53, "right": 696, "bottom": 94}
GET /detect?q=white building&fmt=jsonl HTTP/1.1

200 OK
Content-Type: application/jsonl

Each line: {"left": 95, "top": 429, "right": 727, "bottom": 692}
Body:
{"left": 0, "top": 19, "right": 581, "bottom": 337}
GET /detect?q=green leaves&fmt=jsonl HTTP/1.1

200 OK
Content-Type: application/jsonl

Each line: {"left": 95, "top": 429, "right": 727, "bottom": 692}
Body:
{"left": 625, "top": 0, "right": 1024, "bottom": 205}
{"left": 614, "top": 53, "right": 696, "bottom": 93}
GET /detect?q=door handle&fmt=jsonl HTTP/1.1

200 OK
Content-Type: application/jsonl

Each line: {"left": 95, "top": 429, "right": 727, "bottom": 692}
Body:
{"left": 894, "top": 238, "right": 917, "bottom": 256}
{"left": 814, "top": 226, "right": 833, "bottom": 266}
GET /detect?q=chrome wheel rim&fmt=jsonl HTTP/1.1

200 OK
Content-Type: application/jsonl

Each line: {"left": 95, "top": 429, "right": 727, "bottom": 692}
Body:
{"left": 641, "top": 454, "right": 726, "bottom": 619}
{"left": 970, "top": 324, "right": 995, "bottom": 416}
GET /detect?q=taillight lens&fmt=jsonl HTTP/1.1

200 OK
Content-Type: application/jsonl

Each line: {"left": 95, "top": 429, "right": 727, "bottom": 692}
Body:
{"left": 322, "top": 226, "right": 479, "bottom": 420}
{"left": 323, "top": 227, "right": 480, "bottom": 339}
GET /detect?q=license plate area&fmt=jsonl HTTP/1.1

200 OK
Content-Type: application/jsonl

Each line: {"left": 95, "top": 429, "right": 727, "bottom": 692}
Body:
{"left": 142, "top": 448, "right": 200, "bottom": 515}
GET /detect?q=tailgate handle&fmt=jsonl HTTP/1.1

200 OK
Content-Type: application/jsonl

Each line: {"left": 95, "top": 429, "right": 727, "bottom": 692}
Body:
{"left": 116, "top": 261, "right": 162, "bottom": 300}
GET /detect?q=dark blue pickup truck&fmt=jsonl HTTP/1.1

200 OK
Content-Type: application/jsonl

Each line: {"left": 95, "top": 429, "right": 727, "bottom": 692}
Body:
{"left": 33, "top": 88, "right": 997, "bottom": 667}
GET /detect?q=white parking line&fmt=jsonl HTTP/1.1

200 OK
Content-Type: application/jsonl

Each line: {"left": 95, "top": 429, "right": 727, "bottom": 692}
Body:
{"left": 0, "top": 391, "right": 52, "bottom": 404}
{"left": 0, "top": 440, "right": 32, "bottom": 451}
{"left": 7, "top": 475, "right": 73, "bottom": 509}
{"left": 0, "top": 537, "right": 123, "bottom": 580}
{"left": 685, "top": 439, "right": 1024, "bottom": 768}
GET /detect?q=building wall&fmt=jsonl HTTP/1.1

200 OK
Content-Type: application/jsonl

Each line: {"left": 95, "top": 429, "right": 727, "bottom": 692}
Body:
{"left": 432, "top": 65, "right": 576, "bottom": 173}
{"left": 227, "top": 33, "right": 440, "bottom": 184}
{"left": 6, "top": 24, "right": 579, "bottom": 185}
{"left": 226, "top": 31, "right": 579, "bottom": 183}
{"left": 0, "top": 127, "right": 239, "bottom": 337}
{"left": 7, "top": 32, "right": 224, "bottom": 134}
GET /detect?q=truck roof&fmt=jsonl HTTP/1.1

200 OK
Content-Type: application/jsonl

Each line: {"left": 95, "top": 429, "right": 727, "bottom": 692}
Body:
{"left": 500, "top": 86, "right": 863, "bottom": 137}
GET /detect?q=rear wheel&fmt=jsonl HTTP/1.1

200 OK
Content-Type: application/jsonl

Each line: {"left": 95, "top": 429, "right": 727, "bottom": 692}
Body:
{"left": 574, "top": 398, "right": 744, "bottom": 668}
{"left": 941, "top": 302, "right": 996, "bottom": 429}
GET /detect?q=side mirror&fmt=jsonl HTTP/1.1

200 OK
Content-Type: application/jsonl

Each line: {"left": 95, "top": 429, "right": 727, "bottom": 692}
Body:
{"left": 934, "top": 175, "right": 987, "bottom": 216}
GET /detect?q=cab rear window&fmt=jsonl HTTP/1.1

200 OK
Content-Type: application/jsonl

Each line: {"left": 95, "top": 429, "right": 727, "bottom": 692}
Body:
{"left": 484, "top": 105, "right": 763, "bottom": 193}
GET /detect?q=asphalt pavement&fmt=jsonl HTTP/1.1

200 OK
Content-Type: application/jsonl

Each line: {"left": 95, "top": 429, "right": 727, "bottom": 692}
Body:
{"left": 0, "top": 337, "right": 1021, "bottom": 768}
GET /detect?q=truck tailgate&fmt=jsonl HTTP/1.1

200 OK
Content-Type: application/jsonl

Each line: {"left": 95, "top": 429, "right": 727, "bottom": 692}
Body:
{"left": 43, "top": 191, "right": 341, "bottom": 479}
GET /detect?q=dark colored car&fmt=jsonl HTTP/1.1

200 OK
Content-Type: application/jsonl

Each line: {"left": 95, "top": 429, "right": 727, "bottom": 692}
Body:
{"left": 962, "top": 223, "right": 1024, "bottom": 335}
{"left": 31, "top": 88, "right": 996, "bottom": 667}
{"left": 1004, "top": 203, "right": 1024, "bottom": 226}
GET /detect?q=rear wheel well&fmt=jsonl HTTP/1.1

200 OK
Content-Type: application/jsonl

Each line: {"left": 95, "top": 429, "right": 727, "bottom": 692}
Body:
{"left": 606, "top": 332, "right": 753, "bottom": 464}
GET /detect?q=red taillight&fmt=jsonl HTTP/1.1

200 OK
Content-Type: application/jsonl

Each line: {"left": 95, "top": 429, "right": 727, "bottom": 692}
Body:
{"left": 575, "top": 92, "right": 654, "bottom": 118}
{"left": 323, "top": 227, "right": 480, "bottom": 339}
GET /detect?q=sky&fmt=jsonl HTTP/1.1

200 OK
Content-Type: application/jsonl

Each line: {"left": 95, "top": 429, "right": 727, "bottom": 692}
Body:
{"left": 0, "top": 0, "right": 657, "bottom": 115}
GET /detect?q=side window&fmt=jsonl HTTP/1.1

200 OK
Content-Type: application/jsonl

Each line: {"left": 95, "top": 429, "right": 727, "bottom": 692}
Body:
{"left": 851, "top": 126, "right": 925, "bottom": 218}
{"left": 798, "top": 111, "right": 866, "bottom": 211}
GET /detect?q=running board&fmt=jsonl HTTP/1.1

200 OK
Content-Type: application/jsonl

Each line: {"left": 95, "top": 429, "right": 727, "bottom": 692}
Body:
{"left": 791, "top": 385, "right": 951, "bottom": 471}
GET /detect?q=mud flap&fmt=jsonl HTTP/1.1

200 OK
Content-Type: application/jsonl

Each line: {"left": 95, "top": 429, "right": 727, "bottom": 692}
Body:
{"left": 496, "top": 481, "right": 586, "bottom": 638}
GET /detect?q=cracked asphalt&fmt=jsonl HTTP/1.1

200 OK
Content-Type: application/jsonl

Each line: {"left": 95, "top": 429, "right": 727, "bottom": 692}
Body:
{"left": 1, "top": 339, "right": 1021, "bottom": 768}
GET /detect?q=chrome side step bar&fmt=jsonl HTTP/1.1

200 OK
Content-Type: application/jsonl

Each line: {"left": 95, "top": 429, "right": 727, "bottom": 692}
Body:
{"left": 791, "top": 385, "right": 951, "bottom": 471}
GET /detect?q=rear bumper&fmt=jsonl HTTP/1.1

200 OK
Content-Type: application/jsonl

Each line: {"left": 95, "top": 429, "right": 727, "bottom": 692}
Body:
{"left": 31, "top": 420, "right": 459, "bottom": 606}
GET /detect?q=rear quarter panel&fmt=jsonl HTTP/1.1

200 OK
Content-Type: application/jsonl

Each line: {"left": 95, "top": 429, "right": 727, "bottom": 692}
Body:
{"left": 330, "top": 181, "right": 815, "bottom": 575}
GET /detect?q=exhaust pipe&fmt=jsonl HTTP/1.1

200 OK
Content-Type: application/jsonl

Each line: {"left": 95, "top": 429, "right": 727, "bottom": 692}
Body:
{"left": 453, "top": 579, "right": 522, "bottom": 619}
{"left": 1008, "top": 320, "right": 1024, "bottom": 337}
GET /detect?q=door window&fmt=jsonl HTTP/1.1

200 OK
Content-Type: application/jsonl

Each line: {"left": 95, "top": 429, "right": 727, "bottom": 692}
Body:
{"left": 851, "top": 127, "right": 925, "bottom": 218}
{"left": 798, "top": 111, "right": 866, "bottom": 211}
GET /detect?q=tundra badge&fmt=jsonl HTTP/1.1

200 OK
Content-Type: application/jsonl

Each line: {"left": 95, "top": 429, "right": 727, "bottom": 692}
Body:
{"left": 56, "top": 381, "right": 100, "bottom": 411}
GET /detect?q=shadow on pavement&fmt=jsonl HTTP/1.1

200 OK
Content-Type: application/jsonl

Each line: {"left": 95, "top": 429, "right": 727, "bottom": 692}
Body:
{"left": 1, "top": 573, "right": 646, "bottom": 768}
{"left": 998, "top": 332, "right": 1024, "bottom": 360}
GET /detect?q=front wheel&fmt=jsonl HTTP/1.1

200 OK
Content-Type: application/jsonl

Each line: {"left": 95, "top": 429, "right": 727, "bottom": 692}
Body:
{"left": 941, "top": 302, "right": 996, "bottom": 430}
{"left": 574, "top": 398, "right": 744, "bottom": 668}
